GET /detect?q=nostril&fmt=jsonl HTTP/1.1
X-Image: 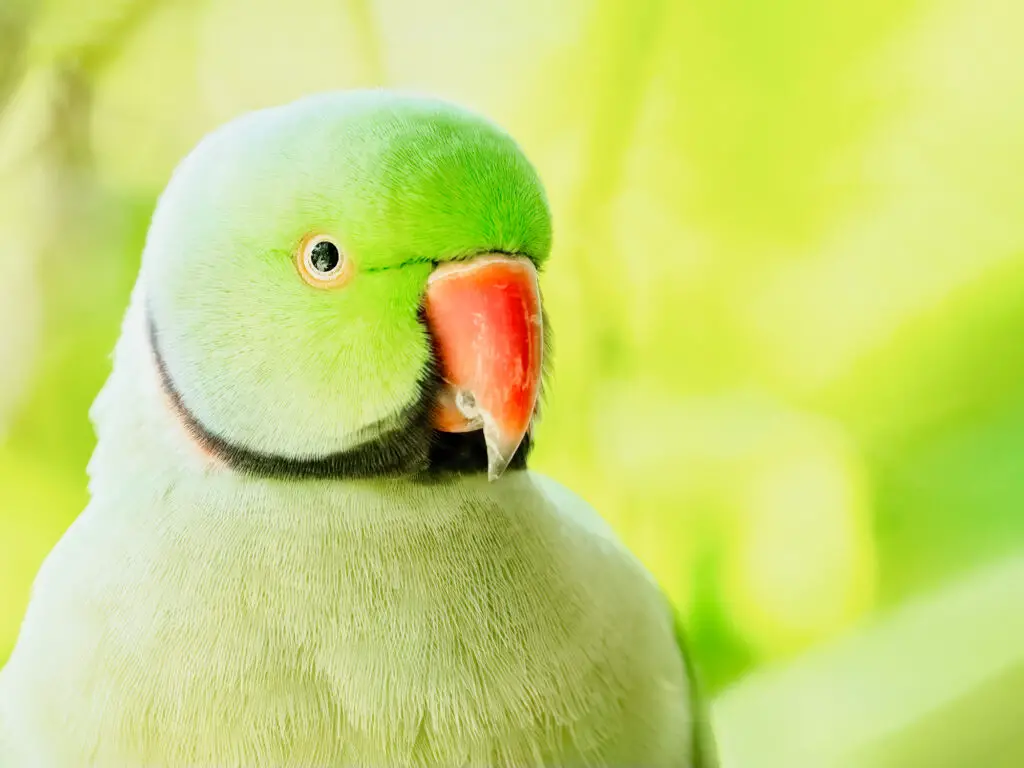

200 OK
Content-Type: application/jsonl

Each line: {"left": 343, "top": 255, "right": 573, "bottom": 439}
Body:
{"left": 455, "top": 390, "right": 479, "bottom": 419}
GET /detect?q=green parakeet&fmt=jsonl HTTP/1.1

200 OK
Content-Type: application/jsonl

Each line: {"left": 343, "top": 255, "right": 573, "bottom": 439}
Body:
{"left": 0, "top": 90, "right": 715, "bottom": 767}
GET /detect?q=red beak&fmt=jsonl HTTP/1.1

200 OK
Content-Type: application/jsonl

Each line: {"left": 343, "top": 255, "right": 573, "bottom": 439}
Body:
{"left": 423, "top": 254, "right": 544, "bottom": 480}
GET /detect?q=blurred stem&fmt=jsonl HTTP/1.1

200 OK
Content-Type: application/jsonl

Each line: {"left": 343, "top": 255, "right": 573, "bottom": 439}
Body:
{"left": 713, "top": 556, "right": 1024, "bottom": 767}
{"left": 37, "top": 0, "right": 163, "bottom": 237}
{"left": 3, "top": 0, "right": 168, "bottom": 186}
{"left": 561, "top": 0, "right": 667, "bottom": 455}
{"left": 73, "top": 0, "right": 168, "bottom": 78}
{"left": 0, "top": 0, "right": 35, "bottom": 116}
{"left": 344, "top": 0, "right": 387, "bottom": 84}
{"left": 2, "top": 0, "right": 165, "bottom": 462}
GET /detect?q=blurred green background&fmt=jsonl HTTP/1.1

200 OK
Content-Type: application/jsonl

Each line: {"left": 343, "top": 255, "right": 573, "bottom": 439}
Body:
{"left": 1, "top": 0, "right": 1023, "bottom": 763}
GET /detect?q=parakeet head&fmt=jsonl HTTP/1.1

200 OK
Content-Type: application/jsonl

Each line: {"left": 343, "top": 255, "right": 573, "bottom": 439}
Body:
{"left": 142, "top": 91, "right": 551, "bottom": 481}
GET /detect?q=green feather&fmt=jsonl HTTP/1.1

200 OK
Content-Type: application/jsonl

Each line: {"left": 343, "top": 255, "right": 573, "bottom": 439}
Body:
{"left": 674, "top": 611, "right": 720, "bottom": 768}
{"left": 145, "top": 90, "right": 551, "bottom": 462}
{"left": 0, "top": 91, "right": 704, "bottom": 766}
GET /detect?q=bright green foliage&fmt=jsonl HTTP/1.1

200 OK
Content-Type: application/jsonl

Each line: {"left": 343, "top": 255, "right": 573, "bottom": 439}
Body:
{"left": 2, "top": 0, "right": 1024, "bottom": 762}
{"left": 715, "top": 556, "right": 1024, "bottom": 766}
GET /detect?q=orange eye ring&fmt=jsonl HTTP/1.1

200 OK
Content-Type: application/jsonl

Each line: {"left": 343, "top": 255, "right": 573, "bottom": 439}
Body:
{"left": 295, "top": 233, "right": 355, "bottom": 289}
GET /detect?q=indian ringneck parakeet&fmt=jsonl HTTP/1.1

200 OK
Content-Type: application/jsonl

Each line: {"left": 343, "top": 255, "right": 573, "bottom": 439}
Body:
{"left": 0, "top": 91, "right": 715, "bottom": 767}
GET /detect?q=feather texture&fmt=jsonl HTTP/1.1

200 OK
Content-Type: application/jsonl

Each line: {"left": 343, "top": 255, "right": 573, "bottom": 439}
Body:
{"left": 0, "top": 91, "right": 702, "bottom": 766}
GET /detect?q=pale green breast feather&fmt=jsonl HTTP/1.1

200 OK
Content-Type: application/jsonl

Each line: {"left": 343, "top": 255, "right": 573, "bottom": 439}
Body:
{"left": 0, "top": 91, "right": 706, "bottom": 767}
{"left": 0, "top": 469, "right": 694, "bottom": 766}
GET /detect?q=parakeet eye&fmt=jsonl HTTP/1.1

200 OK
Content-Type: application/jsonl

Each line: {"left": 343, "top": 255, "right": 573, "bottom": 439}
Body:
{"left": 296, "top": 234, "right": 353, "bottom": 289}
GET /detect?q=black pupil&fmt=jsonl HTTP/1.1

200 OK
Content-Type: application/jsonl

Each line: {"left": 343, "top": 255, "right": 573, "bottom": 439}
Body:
{"left": 310, "top": 241, "right": 340, "bottom": 273}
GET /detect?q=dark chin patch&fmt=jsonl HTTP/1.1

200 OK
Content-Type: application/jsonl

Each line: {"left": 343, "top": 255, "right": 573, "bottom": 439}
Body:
{"left": 147, "top": 313, "right": 531, "bottom": 480}
{"left": 426, "top": 430, "right": 531, "bottom": 475}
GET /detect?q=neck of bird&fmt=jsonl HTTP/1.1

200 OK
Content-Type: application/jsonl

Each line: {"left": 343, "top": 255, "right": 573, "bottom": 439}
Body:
{"left": 86, "top": 294, "right": 528, "bottom": 535}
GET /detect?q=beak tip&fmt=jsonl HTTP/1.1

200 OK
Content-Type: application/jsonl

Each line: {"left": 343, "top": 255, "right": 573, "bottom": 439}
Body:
{"left": 485, "top": 447, "right": 514, "bottom": 482}
{"left": 484, "top": 428, "right": 523, "bottom": 482}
